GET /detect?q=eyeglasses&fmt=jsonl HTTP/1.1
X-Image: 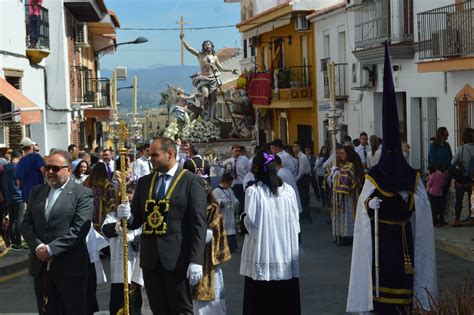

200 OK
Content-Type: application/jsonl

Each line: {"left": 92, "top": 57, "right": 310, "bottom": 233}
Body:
{"left": 44, "top": 165, "right": 69, "bottom": 173}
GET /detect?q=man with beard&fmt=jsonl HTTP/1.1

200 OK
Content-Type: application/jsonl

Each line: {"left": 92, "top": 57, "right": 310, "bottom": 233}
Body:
{"left": 181, "top": 34, "right": 238, "bottom": 122}
{"left": 117, "top": 137, "right": 207, "bottom": 314}
{"left": 21, "top": 149, "right": 94, "bottom": 314}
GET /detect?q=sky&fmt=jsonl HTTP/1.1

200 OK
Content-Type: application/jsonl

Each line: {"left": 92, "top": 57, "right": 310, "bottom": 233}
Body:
{"left": 100, "top": 0, "right": 242, "bottom": 70}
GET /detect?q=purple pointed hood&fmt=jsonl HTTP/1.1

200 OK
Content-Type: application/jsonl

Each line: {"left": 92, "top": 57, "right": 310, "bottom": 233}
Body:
{"left": 368, "top": 42, "right": 417, "bottom": 193}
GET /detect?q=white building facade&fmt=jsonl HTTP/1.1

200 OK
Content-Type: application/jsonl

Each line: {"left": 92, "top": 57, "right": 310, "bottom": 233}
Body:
{"left": 310, "top": 0, "right": 473, "bottom": 172}
{"left": 0, "top": 0, "right": 47, "bottom": 151}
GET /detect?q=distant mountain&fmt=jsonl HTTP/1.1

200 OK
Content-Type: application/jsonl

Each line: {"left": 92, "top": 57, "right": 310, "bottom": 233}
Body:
{"left": 102, "top": 65, "right": 199, "bottom": 114}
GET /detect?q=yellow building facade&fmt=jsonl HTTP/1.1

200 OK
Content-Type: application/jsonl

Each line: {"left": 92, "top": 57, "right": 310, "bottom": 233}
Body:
{"left": 237, "top": 2, "right": 319, "bottom": 152}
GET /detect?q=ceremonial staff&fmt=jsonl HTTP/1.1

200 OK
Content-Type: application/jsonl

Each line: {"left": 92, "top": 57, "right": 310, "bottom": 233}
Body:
{"left": 327, "top": 62, "right": 342, "bottom": 243}
{"left": 116, "top": 121, "right": 130, "bottom": 315}
{"left": 373, "top": 197, "right": 381, "bottom": 298}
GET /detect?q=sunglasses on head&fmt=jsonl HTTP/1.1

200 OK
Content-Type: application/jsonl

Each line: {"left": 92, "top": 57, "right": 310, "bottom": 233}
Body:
{"left": 45, "top": 165, "right": 69, "bottom": 172}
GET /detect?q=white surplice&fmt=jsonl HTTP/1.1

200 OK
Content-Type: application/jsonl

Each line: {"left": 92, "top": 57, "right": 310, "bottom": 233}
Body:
{"left": 86, "top": 224, "right": 109, "bottom": 284}
{"left": 212, "top": 187, "right": 239, "bottom": 236}
{"left": 102, "top": 212, "right": 143, "bottom": 284}
{"left": 240, "top": 182, "right": 300, "bottom": 281}
{"left": 346, "top": 179, "right": 437, "bottom": 312}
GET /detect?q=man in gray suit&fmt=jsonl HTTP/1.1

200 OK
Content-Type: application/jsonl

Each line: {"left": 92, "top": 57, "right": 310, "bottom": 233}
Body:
{"left": 21, "top": 149, "right": 93, "bottom": 314}
{"left": 118, "top": 137, "right": 207, "bottom": 314}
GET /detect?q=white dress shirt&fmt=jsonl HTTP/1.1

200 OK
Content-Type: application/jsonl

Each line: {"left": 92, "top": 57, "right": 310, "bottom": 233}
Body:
{"left": 355, "top": 144, "right": 371, "bottom": 166}
{"left": 134, "top": 155, "right": 152, "bottom": 181}
{"left": 295, "top": 151, "right": 311, "bottom": 182}
{"left": 277, "top": 151, "right": 298, "bottom": 178}
{"left": 278, "top": 167, "right": 302, "bottom": 213}
{"left": 223, "top": 155, "right": 249, "bottom": 186}
{"left": 156, "top": 162, "right": 179, "bottom": 196}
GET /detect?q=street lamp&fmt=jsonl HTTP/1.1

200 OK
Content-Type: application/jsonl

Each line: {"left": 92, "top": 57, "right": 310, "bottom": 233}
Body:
{"left": 95, "top": 37, "right": 149, "bottom": 60}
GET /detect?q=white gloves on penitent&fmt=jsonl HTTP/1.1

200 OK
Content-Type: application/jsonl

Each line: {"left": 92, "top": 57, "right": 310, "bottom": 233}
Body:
{"left": 117, "top": 201, "right": 131, "bottom": 219}
{"left": 368, "top": 197, "right": 382, "bottom": 210}
{"left": 186, "top": 263, "right": 203, "bottom": 286}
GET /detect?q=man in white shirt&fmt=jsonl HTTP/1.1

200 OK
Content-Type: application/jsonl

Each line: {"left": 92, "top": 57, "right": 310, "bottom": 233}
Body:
{"left": 355, "top": 132, "right": 371, "bottom": 172}
{"left": 270, "top": 139, "right": 298, "bottom": 177}
{"left": 102, "top": 149, "right": 115, "bottom": 179}
{"left": 134, "top": 143, "right": 152, "bottom": 181}
{"left": 292, "top": 141, "right": 312, "bottom": 222}
{"left": 274, "top": 155, "right": 302, "bottom": 213}
{"left": 223, "top": 145, "right": 249, "bottom": 217}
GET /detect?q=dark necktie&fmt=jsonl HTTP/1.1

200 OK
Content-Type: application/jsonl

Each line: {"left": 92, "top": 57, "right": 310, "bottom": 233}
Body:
{"left": 156, "top": 174, "right": 170, "bottom": 200}
{"left": 148, "top": 160, "right": 152, "bottom": 172}
{"left": 234, "top": 158, "right": 238, "bottom": 179}
{"left": 106, "top": 162, "right": 112, "bottom": 179}
{"left": 363, "top": 147, "right": 367, "bottom": 160}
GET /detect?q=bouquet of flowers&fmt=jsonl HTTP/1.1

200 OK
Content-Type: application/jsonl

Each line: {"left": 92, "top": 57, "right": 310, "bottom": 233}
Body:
{"left": 182, "top": 118, "right": 220, "bottom": 143}
{"left": 163, "top": 120, "right": 179, "bottom": 139}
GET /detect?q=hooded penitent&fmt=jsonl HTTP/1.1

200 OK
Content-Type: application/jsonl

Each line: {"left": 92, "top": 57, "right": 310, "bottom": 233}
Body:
{"left": 367, "top": 42, "right": 417, "bottom": 193}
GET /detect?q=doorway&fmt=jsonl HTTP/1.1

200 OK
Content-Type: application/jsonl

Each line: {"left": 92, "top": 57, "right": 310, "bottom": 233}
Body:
{"left": 297, "top": 124, "right": 313, "bottom": 151}
{"left": 279, "top": 115, "right": 288, "bottom": 145}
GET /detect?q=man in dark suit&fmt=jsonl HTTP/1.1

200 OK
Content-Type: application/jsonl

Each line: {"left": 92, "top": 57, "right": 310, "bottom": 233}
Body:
{"left": 21, "top": 149, "right": 93, "bottom": 314}
{"left": 118, "top": 137, "right": 207, "bottom": 314}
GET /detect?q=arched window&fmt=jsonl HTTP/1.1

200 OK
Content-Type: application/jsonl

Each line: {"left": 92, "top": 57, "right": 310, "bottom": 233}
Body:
{"left": 248, "top": 2, "right": 254, "bottom": 18}
{"left": 241, "top": 5, "right": 247, "bottom": 21}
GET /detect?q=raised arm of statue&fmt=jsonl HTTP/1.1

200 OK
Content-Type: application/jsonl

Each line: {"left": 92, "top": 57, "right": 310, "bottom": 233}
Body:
{"left": 180, "top": 33, "right": 199, "bottom": 57}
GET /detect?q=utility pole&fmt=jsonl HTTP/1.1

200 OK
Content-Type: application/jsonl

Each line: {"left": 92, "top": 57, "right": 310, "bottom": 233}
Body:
{"left": 176, "top": 16, "right": 189, "bottom": 65}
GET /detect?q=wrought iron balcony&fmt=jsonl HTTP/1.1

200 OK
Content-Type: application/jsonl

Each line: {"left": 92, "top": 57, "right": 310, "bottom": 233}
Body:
{"left": 25, "top": 4, "right": 50, "bottom": 50}
{"left": 418, "top": 1, "right": 473, "bottom": 60}
{"left": 273, "top": 66, "right": 313, "bottom": 101}
{"left": 72, "top": 67, "right": 111, "bottom": 108}
{"left": 321, "top": 60, "right": 348, "bottom": 100}
{"left": 354, "top": 0, "right": 413, "bottom": 49}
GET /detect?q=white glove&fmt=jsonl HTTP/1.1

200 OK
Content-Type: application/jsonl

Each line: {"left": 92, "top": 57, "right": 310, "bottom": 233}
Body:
{"left": 186, "top": 263, "right": 203, "bottom": 286}
{"left": 368, "top": 197, "right": 382, "bottom": 210}
{"left": 117, "top": 201, "right": 131, "bottom": 220}
{"left": 205, "top": 229, "right": 213, "bottom": 244}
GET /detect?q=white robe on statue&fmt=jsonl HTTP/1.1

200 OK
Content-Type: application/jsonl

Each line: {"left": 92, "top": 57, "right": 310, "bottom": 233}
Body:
{"left": 240, "top": 182, "right": 300, "bottom": 281}
{"left": 346, "top": 179, "right": 437, "bottom": 312}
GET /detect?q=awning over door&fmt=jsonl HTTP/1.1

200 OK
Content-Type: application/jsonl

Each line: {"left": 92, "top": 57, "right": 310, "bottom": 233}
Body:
{"left": 0, "top": 77, "right": 42, "bottom": 125}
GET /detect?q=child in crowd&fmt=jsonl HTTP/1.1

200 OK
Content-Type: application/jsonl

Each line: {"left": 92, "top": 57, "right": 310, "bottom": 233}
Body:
{"left": 426, "top": 163, "right": 447, "bottom": 227}
{"left": 101, "top": 187, "right": 143, "bottom": 315}
{"left": 212, "top": 173, "right": 239, "bottom": 253}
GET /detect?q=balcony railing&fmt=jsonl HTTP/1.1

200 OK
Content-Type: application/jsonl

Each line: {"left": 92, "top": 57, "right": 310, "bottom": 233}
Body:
{"left": 321, "top": 60, "right": 348, "bottom": 100}
{"left": 72, "top": 67, "right": 111, "bottom": 108}
{"left": 273, "top": 66, "right": 313, "bottom": 101}
{"left": 25, "top": 4, "right": 50, "bottom": 50}
{"left": 354, "top": 0, "right": 413, "bottom": 49}
{"left": 418, "top": 1, "right": 473, "bottom": 60}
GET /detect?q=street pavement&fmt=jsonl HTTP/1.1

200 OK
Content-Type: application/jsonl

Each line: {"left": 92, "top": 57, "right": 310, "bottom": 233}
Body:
{"left": 0, "top": 206, "right": 472, "bottom": 314}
